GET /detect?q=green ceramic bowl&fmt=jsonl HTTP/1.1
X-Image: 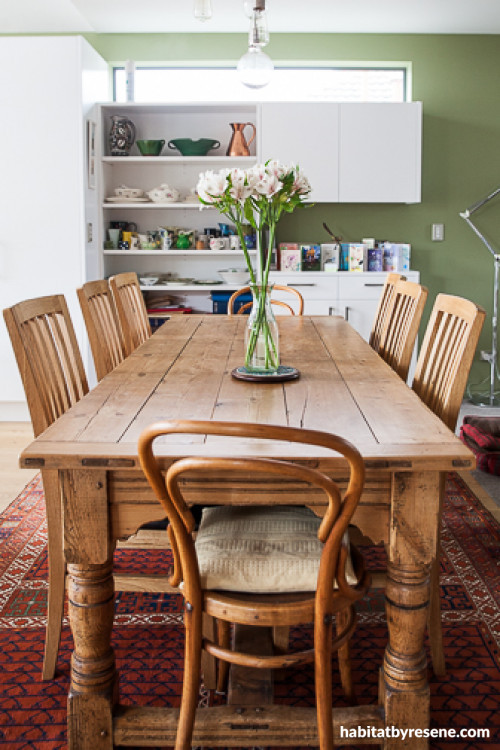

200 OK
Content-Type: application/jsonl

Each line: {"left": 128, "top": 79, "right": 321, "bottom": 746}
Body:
{"left": 136, "top": 139, "right": 165, "bottom": 156}
{"left": 167, "top": 138, "right": 221, "bottom": 156}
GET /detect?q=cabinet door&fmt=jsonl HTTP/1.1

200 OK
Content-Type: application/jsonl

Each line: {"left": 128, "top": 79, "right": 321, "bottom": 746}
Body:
{"left": 339, "top": 103, "right": 422, "bottom": 203}
{"left": 338, "top": 299, "right": 375, "bottom": 342}
{"left": 260, "top": 103, "right": 339, "bottom": 202}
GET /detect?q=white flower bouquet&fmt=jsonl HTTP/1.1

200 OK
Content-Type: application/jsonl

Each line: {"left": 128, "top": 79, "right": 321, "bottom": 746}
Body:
{"left": 197, "top": 161, "right": 311, "bottom": 371}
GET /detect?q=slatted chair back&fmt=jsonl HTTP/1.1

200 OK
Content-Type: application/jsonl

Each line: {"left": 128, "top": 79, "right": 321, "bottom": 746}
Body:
{"left": 369, "top": 272, "right": 406, "bottom": 351}
{"left": 3, "top": 295, "right": 88, "bottom": 436}
{"left": 227, "top": 285, "right": 304, "bottom": 315}
{"left": 377, "top": 279, "right": 428, "bottom": 381}
{"left": 412, "top": 294, "right": 486, "bottom": 431}
{"left": 109, "top": 272, "right": 152, "bottom": 356}
{"left": 139, "top": 419, "right": 369, "bottom": 750}
{"left": 77, "top": 279, "right": 126, "bottom": 381}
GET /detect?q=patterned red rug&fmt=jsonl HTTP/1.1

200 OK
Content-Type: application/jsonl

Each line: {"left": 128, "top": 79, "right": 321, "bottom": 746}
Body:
{"left": 0, "top": 473, "right": 499, "bottom": 749}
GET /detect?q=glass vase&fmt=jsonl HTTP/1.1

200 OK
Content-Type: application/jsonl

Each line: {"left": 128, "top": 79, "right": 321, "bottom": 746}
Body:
{"left": 244, "top": 284, "right": 280, "bottom": 373}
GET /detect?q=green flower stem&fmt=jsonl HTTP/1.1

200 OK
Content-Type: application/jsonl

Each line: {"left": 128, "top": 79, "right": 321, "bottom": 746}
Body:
{"left": 244, "top": 284, "right": 279, "bottom": 370}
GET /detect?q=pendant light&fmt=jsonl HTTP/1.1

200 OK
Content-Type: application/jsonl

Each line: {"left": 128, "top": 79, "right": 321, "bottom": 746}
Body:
{"left": 237, "top": 45, "right": 274, "bottom": 89}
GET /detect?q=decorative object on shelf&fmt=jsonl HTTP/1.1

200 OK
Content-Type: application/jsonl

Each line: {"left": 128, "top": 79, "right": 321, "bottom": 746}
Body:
{"left": 146, "top": 183, "right": 179, "bottom": 203}
{"left": 137, "top": 139, "right": 165, "bottom": 156}
{"left": 108, "top": 228, "right": 120, "bottom": 248}
{"left": 218, "top": 269, "right": 250, "bottom": 285}
{"left": 167, "top": 138, "right": 221, "bottom": 156}
{"left": 227, "top": 122, "right": 256, "bottom": 156}
{"left": 139, "top": 275, "right": 160, "bottom": 286}
{"left": 193, "top": 0, "right": 212, "bottom": 21}
{"left": 175, "top": 230, "right": 195, "bottom": 249}
{"left": 197, "top": 160, "right": 311, "bottom": 374}
{"left": 109, "top": 115, "right": 136, "bottom": 156}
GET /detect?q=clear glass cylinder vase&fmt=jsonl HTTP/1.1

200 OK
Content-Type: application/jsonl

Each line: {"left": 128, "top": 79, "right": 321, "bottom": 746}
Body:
{"left": 244, "top": 284, "right": 280, "bottom": 373}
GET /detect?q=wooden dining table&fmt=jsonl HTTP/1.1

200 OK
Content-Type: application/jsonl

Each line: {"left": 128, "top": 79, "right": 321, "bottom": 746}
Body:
{"left": 20, "top": 314, "right": 475, "bottom": 749}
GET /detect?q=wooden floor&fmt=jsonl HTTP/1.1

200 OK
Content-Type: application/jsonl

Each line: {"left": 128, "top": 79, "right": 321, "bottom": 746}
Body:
{"left": 0, "top": 419, "right": 499, "bottom": 524}
{"left": 0, "top": 422, "right": 37, "bottom": 513}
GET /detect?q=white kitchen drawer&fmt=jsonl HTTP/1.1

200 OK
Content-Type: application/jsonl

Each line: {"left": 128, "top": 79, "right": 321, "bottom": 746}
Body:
{"left": 268, "top": 272, "right": 338, "bottom": 300}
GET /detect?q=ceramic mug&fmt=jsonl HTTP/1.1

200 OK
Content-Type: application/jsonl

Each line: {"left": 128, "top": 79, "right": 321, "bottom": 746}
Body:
{"left": 210, "top": 237, "right": 229, "bottom": 251}
{"left": 229, "top": 235, "right": 241, "bottom": 251}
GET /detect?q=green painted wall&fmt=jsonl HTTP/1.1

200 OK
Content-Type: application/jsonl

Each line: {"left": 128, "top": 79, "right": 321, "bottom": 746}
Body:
{"left": 29, "top": 33, "right": 487, "bottom": 388}
{"left": 84, "top": 32, "right": 500, "bottom": 388}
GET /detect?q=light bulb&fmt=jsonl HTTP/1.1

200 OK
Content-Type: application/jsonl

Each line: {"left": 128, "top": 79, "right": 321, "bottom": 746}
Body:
{"left": 237, "top": 46, "right": 274, "bottom": 89}
{"left": 194, "top": 0, "right": 212, "bottom": 21}
{"left": 249, "top": 9, "right": 269, "bottom": 47}
{"left": 243, "top": 0, "right": 255, "bottom": 18}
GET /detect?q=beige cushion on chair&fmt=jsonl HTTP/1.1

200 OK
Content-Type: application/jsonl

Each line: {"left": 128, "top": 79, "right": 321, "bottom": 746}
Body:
{"left": 195, "top": 505, "right": 356, "bottom": 593}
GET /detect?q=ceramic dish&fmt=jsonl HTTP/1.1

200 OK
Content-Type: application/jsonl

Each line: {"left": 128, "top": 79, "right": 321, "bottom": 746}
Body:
{"left": 218, "top": 269, "right": 250, "bottom": 285}
{"left": 106, "top": 196, "right": 150, "bottom": 203}
{"left": 167, "top": 138, "right": 221, "bottom": 156}
{"left": 194, "top": 279, "right": 223, "bottom": 285}
{"left": 139, "top": 276, "right": 159, "bottom": 286}
{"left": 168, "top": 278, "right": 194, "bottom": 285}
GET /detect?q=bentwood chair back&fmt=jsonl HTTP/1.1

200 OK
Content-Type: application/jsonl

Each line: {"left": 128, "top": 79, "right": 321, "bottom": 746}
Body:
{"left": 412, "top": 293, "right": 485, "bottom": 677}
{"left": 227, "top": 285, "right": 304, "bottom": 315}
{"left": 138, "top": 419, "right": 369, "bottom": 750}
{"left": 77, "top": 279, "right": 126, "bottom": 381}
{"left": 369, "top": 272, "right": 406, "bottom": 351}
{"left": 3, "top": 295, "right": 89, "bottom": 680}
{"left": 377, "top": 279, "right": 428, "bottom": 381}
{"left": 109, "top": 272, "right": 152, "bottom": 355}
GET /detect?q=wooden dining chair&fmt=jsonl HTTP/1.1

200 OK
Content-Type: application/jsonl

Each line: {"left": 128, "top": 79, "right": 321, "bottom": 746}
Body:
{"left": 109, "top": 271, "right": 152, "bottom": 356}
{"left": 412, "top": 293, "right": 486, "bottom": 676}
{"left": 77, "top": 279, "right": 126, "bottom": 381}
{"left": 376, "top": 279, "right": 428, "bottom": 381}
{"left": 3, "top": 295, "right": 88, "bottom": 680}
{"left": 369, "top": 272, "right": 406, "bottom": 351}
{"left": 138, "top": 419, "right": 370, "bottom": 750}
{"left": 3, "top": 294, "right": 173, "bottom": 682}
{"left": 227, "top": 285, "right": 304, "bottom": 315}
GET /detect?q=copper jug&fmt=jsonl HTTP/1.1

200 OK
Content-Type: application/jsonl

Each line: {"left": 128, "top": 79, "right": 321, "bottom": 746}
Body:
{"left": 227, "top": 122, "right": 256, "bottom": 156}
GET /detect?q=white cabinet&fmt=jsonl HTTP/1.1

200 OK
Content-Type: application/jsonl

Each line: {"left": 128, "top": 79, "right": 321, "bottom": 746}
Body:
{"left": 269, "top": 271, "right": 420, "bottom": 344}
{"left": 260, "top": 103, "right": 340, "bottom": 202}
{"left": 338, "top": 103, "right": 422, "bottom": 203}
{"left": 260, "top": 102, "right": 422, "bottom": 204}
{"left": 0, "top": 36, "right": 108, "bottom": 420}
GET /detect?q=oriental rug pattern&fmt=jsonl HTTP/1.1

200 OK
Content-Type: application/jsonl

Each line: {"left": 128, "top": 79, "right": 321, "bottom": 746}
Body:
{"left": 0, "top": 473, "right": 498, "bottom": 749}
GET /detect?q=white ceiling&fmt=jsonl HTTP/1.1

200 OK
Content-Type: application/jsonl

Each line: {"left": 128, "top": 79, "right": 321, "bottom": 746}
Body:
{"left": 2, "top": 0, "right": 500, "bottom": 35}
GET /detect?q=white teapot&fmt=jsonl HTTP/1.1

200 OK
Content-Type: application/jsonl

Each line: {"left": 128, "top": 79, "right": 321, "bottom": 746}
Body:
{"left": 146, "top": 183, "right": 179, "bottom": 203}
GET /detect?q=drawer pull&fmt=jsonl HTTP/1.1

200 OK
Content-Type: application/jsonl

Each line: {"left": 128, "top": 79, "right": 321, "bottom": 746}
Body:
{"left": 283, "top": 282, "right": 316, "bottom": 287}
{"left": 344, "top": 306, "right": 350, "bottom": 321}
{"left": 363, "top": 283, "right": 384, "bottom": 287}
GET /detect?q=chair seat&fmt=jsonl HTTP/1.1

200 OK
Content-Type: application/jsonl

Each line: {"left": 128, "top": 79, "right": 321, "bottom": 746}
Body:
{"left": 195, "top": 505, "right": 356, "bottom": 593}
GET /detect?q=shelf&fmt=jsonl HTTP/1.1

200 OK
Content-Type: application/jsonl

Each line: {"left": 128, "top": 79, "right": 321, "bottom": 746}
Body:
{"left": 103, "top": 202, "right": 210, "bottom": 209}
{"left": 140, "top": 284, "right": 240, "bottom": 292}
{"left": 102, "top": 156, "right": 256, "bottom": 164}
{"left": 104, "top": 249, "right": 256, "bottom": 256}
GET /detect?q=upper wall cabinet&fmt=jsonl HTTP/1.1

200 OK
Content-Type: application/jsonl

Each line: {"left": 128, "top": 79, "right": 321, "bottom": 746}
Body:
{"left": 260, "top": 102, "right": 422, "bottom": 204}
{"left": 260, "top": 103, "right": 340, "bottom": 203}
{"left": 338, "top": 102, "right": 422, "bottom": 203}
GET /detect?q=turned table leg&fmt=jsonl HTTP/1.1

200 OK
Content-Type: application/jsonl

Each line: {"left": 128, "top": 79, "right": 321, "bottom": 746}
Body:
{"left": 67, "top": 562, "right": 118, "bottom": 750}
{"left": 62, "top": 470, "right": 118, "bottom": 750}
{"left": 381, "top": 470, "right": 441, "bottom": 750}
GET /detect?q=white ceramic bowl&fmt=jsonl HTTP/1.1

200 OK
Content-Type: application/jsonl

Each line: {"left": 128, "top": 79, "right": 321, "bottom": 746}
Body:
{"left": 218, "top": 269, "right": 250, "bottom": 285}
{"left": 139, "top": 275, "right": 159, "bottom": 286}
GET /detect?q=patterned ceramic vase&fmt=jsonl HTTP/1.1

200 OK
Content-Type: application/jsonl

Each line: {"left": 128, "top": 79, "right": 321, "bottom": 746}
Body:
{"left": 109, "top": 115, "right": 136, "bottom": 156}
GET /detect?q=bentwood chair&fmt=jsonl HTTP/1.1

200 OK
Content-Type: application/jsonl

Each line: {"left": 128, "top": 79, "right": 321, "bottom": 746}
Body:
{"left": 369, "top": 272, "right": 406, "bottom": 352}
{"left": 3, "top": 295, "right": 173, "bottom": 681}
{"left": 77, "top": 279, "right": 126, "bottom": 381}
{"left": 228, "top": 285, "right": 304, "bottom": 315}
{"left": 138, "top": 420, "right": 370, "bottom": 750}
{"left": 109, "top": 272, "right": 151, "bottom": 356}
{"left": 412, "top": 293, "right": 485, "bottom": 676}
{"left": 376, "top": 279, "right": 428, "bottom": 381}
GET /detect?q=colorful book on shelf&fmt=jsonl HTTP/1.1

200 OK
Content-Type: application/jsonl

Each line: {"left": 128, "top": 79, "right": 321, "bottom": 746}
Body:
{"left": 300, "top": 244, "right": 321, "bottom": 271}
{"left": 279, "top": 243, "right": 301, "bottom": 272}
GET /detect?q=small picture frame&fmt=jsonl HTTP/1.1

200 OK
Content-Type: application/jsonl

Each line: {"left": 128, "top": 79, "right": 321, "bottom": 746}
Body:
{"left": 87, "top": 120, "right": 96, "bottom": 190}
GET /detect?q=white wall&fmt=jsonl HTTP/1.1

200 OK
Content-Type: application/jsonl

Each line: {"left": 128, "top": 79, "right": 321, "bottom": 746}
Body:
{"left": 0, "top": 36, "right": 108, "bottom": 420}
